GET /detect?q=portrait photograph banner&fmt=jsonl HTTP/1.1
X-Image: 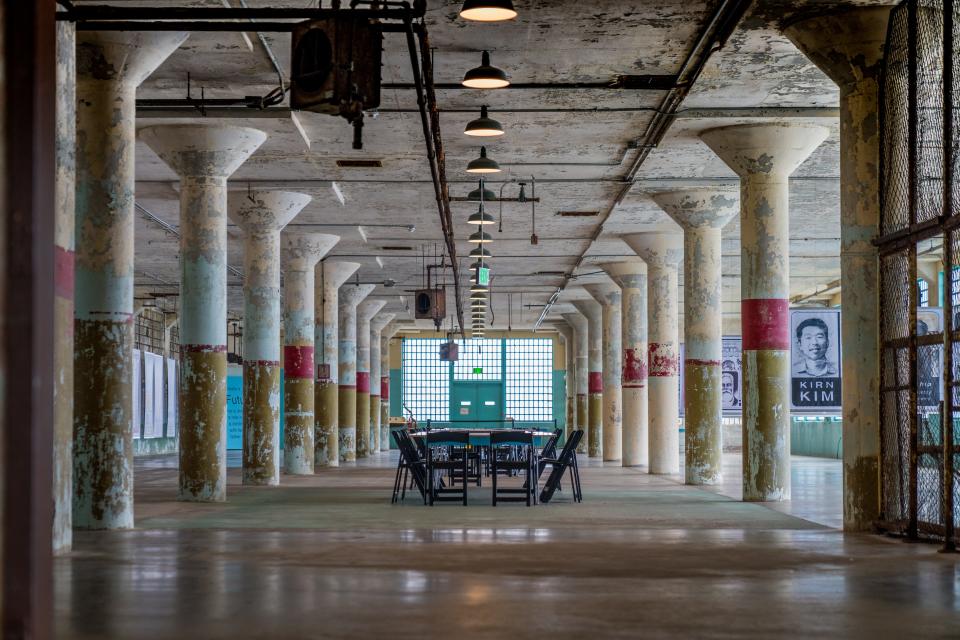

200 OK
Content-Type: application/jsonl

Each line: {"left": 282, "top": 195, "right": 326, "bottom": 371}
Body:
{"left": 916, "top": 307, "right": 943, "bottom": 410}
{"left": 721, "top": 337, "right": 742, "bottom": 415}
{"left": 790, "top": 308, "right": 842, "bottom": 412}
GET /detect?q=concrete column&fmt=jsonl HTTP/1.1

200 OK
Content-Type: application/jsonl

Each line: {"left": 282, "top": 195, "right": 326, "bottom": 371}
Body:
{"left": 623, "top": 233, "right": 683, "bottom": 475}
{"left": 561, "top": 312, "right": 589, "bottom": 453}
{"left": 654, "top": 189, "right": 738, "bottom": 485}
{"left": 785, "top": 4, "right": 891, "bottom": 532}
{"left": 162, "top": 313, "right": 179, "bottom": 359}
{"left": 314, "top": 261, "right": 360, "bottom": 467}
{"left": 54, "top": 20, "right": 75, "bottom": 553}
{"left": 338, "top": 284, "right": 375, "bottom": 461}
{"left": 379, "top": 322, "right": 400, "bottom": 450}
{"left": 600, "top": 261, "right": 649, "bottom": 467}
{"left": 356, "top": 299, "right": 386, "bottom": 458}
{"left": 701, "top": 123, "right": 828, "bottom": 501}
{"left": 229, "top": 193, "right": 308, "bottom": 486}
{"left": 370, "top": 313, "right": 395, "bottom": 454}
{"left": 551, "top": 322, "right": 576, "bottom": 441}
{"left": 584, "top": 284, "right": 623, "bottom": 462}
{"left": 74, "top": 31, "right": 187, "bottom": 529}
{"left": 140, "top": 124, "right": 267, "bottom": 501}
{"left": 280, "top": 232, "right": 339, "bottom": 476}
{"left": 572, "top": 298, "right": 603, "bottom": 457}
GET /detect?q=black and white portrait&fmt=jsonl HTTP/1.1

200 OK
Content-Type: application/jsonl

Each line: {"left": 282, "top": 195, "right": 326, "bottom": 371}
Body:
{"left": 790, "top": 309, "right": 842, "bottom": 412}
{"left": 722, "top": 337, "right": 742, "bottom": 413}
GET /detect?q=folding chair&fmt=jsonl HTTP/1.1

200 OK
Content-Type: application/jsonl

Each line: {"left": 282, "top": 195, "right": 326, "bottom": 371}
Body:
{"left": 391, "top": 430, "right": 428, "bottom": 504}
{"left": 539, "top": 429, "right": 583, "bottom": 504}
{"left": 426, "top": 431, "right": 470, "bottom": 506}
{"left": 490, "top": 430, "right": 537, "bottom": 506}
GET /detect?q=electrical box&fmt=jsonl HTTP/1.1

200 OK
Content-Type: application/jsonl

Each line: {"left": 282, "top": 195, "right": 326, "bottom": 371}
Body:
{"left": 439, "top": 341, "right": 459, "bottom": 362}
{"left": 414, "top": 288, "right": 445, "bottom": 321}
{"left": 290, "top": 18, "right": 382, "bottom": 128}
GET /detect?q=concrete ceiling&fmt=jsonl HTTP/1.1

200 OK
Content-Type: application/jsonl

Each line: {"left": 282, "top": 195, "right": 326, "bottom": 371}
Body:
{"left": 120, "top": 0, "right": 892, "bottom": 333}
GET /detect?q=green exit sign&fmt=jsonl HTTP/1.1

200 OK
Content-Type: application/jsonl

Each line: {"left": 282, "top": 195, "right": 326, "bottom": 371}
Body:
{"left": 473, "top": 367, "right": 483, "bottom": 374}
{"left": 477, "top": 267, "right": 490, "bottom": 286}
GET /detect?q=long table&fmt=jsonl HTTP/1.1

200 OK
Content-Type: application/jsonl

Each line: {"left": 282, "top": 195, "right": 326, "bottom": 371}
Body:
{"left": 409, "top": 428, "right": 555, "bottom": 447}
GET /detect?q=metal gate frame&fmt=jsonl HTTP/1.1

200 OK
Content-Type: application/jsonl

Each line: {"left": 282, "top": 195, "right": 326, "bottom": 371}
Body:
{"left": 878, "top": 0, "right": 958, "bottom": 549}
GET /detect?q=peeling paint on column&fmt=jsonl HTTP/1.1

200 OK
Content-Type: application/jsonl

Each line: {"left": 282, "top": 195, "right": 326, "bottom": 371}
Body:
{"left": 356, "top": 299, "right": 386, "bottom": 458}
{"left": 585, "top": 284, "right": 623, "bottom": 462}
{"left": 370, "top": 314, "right": 395, "bottom": 454}
{"left": 229, "top": 192, "right": 314, "bottom": 484}
{"left": 562, "top": 311, "right": 590, "bottom": 454}
{"left": 601, "top": 261, "right": 648, "bottom": 467}
{"left": 74, "top": 31, "right": 187, "bottom": 528}
{"left": 654, "top": 188, "right": 738, "bottom": 486}
{"left": 140, "top": 123, "right": 267, "bottom": 501}
{"left": 550, "top": 322, "right": 576, "bottom": 443}
{"left": 623, "top": 233, "right": 683, "bottom": 475}
{"left": 785, "top": 5, "right": 890, "bottom": 530}
{"left": 701, "top": 123, "right": 828, "bottom": 501}
{"left": 280, "top": 231, "right": 338, "bottom": 476}
{"left": 313, "top": 261, "right": 360, "bottom": 467}
{"left": 54, "top": 20, "right": 76, "bottom": 553}
{"left": 337, "top": 284, "right": 375, "bottom": 462}
{"left": 379, "top": 323, "right": 398, "bottom": 450}
{"left": 572, "top": 298, "right": 603, "bottom": 458}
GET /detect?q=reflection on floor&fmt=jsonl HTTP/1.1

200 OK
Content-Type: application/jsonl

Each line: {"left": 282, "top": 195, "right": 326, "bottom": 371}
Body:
{"left": 56, "top": 452, "right": 959, "bottom": 639}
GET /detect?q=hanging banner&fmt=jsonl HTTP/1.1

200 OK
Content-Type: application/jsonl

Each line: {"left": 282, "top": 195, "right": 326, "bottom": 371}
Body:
{"left": 721, "top": 337, "right": 743, "bottom": 415}
{"left": 790, "top": 309, "right": 842, "bottom": 412}
{"left": 166, "top": 358, "right": 178, "bottom": 437}
{"left": 227, "top": 370, "right": 243, "bottom": 449}
{"left": 132, "top": 348, "right": 143, "bottom": 439}
{"left": 916, "top": 307, "right": 943, "bottom": 410}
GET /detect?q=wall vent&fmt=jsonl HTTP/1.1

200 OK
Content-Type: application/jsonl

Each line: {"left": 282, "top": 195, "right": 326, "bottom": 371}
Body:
{"left": 336, "top": 159, "right": 383, "bottom": 168}
{"left": 556, "top": 210, "right": 599, "bottom": 217}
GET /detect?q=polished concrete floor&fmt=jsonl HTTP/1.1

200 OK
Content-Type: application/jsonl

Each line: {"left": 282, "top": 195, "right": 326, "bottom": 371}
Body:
{"left": 56, "top": 451, "right": 960, "bottom": 639}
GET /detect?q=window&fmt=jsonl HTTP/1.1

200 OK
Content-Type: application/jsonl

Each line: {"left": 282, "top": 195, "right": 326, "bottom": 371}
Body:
{"left": 918, "top": 277, "right": 930, "bottom": 307}
{"left": 505, "top": 338, "right": 553, "bottom": 420}
{"left": 401, "top": 338, "right": 449, "bottom": 421}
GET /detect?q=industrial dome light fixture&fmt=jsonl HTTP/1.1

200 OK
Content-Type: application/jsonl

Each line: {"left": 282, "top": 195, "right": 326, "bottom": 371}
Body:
{"left": 462, "top": 51, "right": 510, "bottom": 89}
{"left": 466, "top": 146, "right": 502, "bottom": 174}
{"left": 467, "top": 204, "right": 496, "bottom": 225}
{"left": 470, "top": 290, "right": 487, "bottom": 301}
{"left": 470, "top": 282, "right": 488, "bottom": 294}
{"left": 468, "top": 180, "right": 497, "bottom": 202}
{"left": 464, "top": 106, "right": 504, "bottom": 137}
{"left": 468, "top": 230, "right": 493, "bottom": 244}
{"left": 469, "top": 246, "right": 493, "bottom": 259}
{"left": 459, "top": 0, "right": 517, "bottom": 22}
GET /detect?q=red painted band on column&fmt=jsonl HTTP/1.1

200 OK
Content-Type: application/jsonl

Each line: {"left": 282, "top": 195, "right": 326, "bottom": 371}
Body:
{"left": 741, "top": 298, "right": 790, "bottom": 350}
{"left": 283, "top": 345, "right": 314, "bottom": 378}
{"left": 588, "top": 371, "right": 603, "bottom": 394}
{"left": 381, "top": 377, "right": 389, "bottom": 399}
{"left": 685, "top": 358, "right": 721, "bottom": 367}
{"left": 182, "top": 344, "right": 228, "bottom": 353}
{"left": 356, "top": 372, "right": 370, "bottom": 393}
{"left": 649, "top": 343, "right": 678, "bottom": 377}
{"left": 622, "top": 383, "right": 647, "bottom": 389}
{"left": 622, "top": 347, "right": 648, "bottom": 383}
{"left": 55, "top": 245, "right": 75, "bottom": 298}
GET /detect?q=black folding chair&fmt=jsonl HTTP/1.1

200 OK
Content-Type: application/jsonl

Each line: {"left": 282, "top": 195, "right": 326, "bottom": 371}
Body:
{"left": 539, "top": 429, "right": 583, "bottom": 504}
{"left": 426, "top": 431, "right": 470, "bottom": 506}
{"left": 490, "top": 431, "right": 537, "bottom": 506}
{"left": 391, "top": 430, "right": 428, "bottom": 504}
{"left": 524, "top": 428, "right": 562, "bottom": 490}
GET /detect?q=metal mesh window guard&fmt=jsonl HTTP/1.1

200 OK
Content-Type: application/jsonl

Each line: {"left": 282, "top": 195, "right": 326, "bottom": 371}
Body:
{"left": 505, "top": 338, "right": 553, "bottom": 421}
{"left": 401, "top": 338, "right": 450, "bottom": 421}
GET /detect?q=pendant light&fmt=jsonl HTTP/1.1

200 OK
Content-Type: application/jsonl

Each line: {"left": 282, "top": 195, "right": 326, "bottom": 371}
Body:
{"left": 470, "top": 246, "right": 493, "bottom": 259}
{"left": 470, "top": 290, "right": 487, "bottom": 301}
{"left": 459, "top": 0, "right": 517, "bottom": 22}
{"left": 468, "top": 230, "right": 493, "bottom": 244}
{"left": 467, "top": 204, "right": 496, "bottom": 226}
{"left": 471, "top": 282, "right": 488, "bottom": 293}
{"left": 464, "top": 106, "right": 504, "bottom": 137}
{"left": 462, "top": 51, "right": 510, "bottom": 89}
{"left": 466, "top": 147, "right": 501, "bottom": 174}
{"left": 468, "top": 180, "right": 497, "bottom": 202}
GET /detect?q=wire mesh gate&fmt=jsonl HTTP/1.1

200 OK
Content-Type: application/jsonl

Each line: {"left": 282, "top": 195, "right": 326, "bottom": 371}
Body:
{"left": 879, "top": 0, "right": 959, "bottom": 547}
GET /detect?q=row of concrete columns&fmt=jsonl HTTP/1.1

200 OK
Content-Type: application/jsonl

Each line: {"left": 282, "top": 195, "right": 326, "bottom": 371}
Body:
{"left": 60, "top": 31, "right": 399, "bottom": 542}
{"left": 554, "top": 7, "right": 887, "bottom": 527}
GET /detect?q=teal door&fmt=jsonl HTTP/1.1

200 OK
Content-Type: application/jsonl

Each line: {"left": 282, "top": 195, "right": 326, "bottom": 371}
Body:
{"left": 450, "top": 381, "right": 503, "bottom": 428}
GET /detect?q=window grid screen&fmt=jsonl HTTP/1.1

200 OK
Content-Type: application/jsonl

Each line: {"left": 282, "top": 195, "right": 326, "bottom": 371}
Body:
{"left": 918, "top": 277, "right": 930, "bottom": 307}
{"left": 401, "top": 338, "right": 450, "bottom": 421}
{"left": 505, "top": 338, "right": 553, "bottom": 420}
{"left": 453, "top": 338, "right": 502, "bottom": 381}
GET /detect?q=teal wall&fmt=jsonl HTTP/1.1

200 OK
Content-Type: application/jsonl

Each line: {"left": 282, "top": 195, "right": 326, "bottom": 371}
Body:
{"left": 553, "top": 370, "right": 566, "bottom": 435}
{"left": 791, "top": 416, "right": 842, "bottom": 459}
